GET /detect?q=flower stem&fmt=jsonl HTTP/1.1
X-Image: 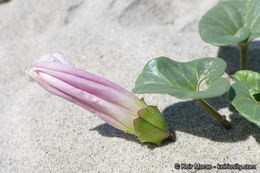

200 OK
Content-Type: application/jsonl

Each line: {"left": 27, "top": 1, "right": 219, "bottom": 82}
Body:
{"left": 239, "top": 42, "right": 249, "bottom": 70}
{"left": 196, "top": 99, "right": 231, "bottom": 130}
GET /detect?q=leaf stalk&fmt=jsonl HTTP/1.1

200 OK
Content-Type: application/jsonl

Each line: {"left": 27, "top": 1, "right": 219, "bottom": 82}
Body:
{"left": 196, "top": 99, "right": 231, "bottom": 129}
{"left": 239, "top": 42, "right": 249, "bottom": 70}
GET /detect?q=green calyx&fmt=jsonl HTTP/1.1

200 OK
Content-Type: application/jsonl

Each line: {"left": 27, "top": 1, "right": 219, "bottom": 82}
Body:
{"left": 134, "top": 105, "right": 170, "bottom": 146}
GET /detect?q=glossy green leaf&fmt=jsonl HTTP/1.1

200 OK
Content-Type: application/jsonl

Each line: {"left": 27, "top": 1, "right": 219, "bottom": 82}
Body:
{"left": 199, "top": 0, "right": 260, "bottom": 46}
{"left": 229, "top": 70, "right": 260, "bottom": 127}
{"left": 233, "top": 70, "right": 260, "bottom": 82}
{"left": 132, "top": 57, "right": 230, "bottom": 100}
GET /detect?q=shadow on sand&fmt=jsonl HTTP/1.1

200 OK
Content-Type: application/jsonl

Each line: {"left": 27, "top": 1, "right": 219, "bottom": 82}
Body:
{"left": 0, "top": 0, "right": 11, "bottom": 4}
{"left": 162, "top": 94, "right": 260, "bottom": 143}
{"left": 90, "top": 123, "right": 176, "bottom": 149}
{"left": 90, "top": 94, "right": 259, "bottom": 147}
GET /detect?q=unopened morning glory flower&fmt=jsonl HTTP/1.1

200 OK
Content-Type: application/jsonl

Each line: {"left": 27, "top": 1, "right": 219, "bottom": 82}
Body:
{"left": 26, "top": 53, "right": 170, "bottom": 146}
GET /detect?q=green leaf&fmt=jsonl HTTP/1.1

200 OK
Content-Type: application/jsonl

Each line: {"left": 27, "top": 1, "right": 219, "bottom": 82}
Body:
{"left": 199, "top": 0, "right": 260, "bottom": 46}
{"left": 134, "top": 106, "right": 170, "bottom": 146}
{"left": 229, "top": 70, "right": 260, "bottom": 127}
{"left": 132, "top": 57, "right": 230, "bottom": 100}
{"left": 233, "top": 70, "right": 260, "bottom": 82}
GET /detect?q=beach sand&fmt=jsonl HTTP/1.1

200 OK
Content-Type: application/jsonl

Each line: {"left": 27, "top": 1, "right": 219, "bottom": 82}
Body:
{"left": 0, "top": 0, "right": 259, "bottom": 172}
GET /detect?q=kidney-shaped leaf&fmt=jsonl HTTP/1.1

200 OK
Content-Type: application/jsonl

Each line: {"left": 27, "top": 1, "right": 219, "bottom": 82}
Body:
{"left": 233, "top": 70, "right": 260, "bottom": 82}
{"left": 199, "top": 0, "right": 260, "bottom": 46}
{"left": 229, "top": 70, "right": 260, "bottom": 127}
{"left": 132, "top": 57, "right": 230, "bottom": 100}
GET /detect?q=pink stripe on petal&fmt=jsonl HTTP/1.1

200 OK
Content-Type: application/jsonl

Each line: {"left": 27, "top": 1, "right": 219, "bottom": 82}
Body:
{"left": 34, "top": 61, "right": 134, "bottom": 96}
{"left": 38, "top": 72, "right": 135, "bottom": 130}
{"left": 42, "top": 85, "right": 127, "bottom": 131}
{"left": 95, "top": 112, "right": 128, "bottom": 131}
{"left": 33, "top": 67, "right": 143, "bottom": 113}
{"left": 28, "top": 70, "right": 128, "bottom": 131}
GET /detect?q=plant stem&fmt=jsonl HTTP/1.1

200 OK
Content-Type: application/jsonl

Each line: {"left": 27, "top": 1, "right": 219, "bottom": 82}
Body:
{"left": 196, "top": 99, "right": 231, "bottom": 130}
{"left": 239, "top": 42, "right": 249, "bottom": 70}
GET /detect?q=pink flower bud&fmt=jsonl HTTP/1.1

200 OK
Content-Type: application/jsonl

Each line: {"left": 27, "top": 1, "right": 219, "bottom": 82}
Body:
{"left": 26, "top": 53, "right": 170, "bottom": 146}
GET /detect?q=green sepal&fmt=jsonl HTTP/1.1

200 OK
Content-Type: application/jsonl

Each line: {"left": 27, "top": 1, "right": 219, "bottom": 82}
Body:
{"left": 139, "top": 97, "right": 146, "bottom": 105}
{"left": 124, "top": 127, "right": 137, "bottom": 135}
{"left": 134, "top": 106, "right": 170, "bottom": 146}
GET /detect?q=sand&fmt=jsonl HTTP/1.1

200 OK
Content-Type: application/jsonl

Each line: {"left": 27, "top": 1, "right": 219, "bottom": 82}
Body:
{"left": 0, "top": 0, "right": 259, "bottom": 172}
